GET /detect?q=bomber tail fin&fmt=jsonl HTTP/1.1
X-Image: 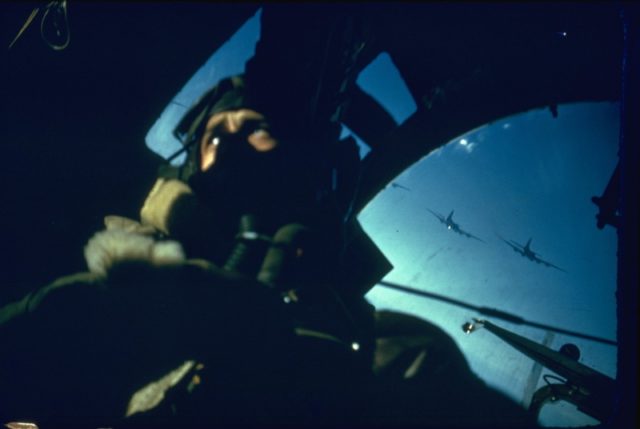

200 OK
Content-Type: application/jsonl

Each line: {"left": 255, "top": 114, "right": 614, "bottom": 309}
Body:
{"left": 525, "top": 238, "right": 532, "bottom": 250}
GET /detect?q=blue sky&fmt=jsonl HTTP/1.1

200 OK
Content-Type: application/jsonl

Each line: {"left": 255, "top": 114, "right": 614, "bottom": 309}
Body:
{"left": 360, "top": 102, "right": 618, "bottom": 427}
{"left": 146, "top": 10, "right": 619, "bottom": 427}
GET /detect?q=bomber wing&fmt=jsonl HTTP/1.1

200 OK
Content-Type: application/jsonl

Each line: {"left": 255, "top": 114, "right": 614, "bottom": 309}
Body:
{"left": 456, "top": 227, "right": 486, "bottom": 243}
{"left": 533, "top": 255, "right": 567, "bottom": 273}
{"left": 426, "top": 208, "right": 447, "bottom": 225}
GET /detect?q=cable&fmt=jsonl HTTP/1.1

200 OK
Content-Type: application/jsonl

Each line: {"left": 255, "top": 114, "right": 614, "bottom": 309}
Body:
{"left": 41, "top": 1, "right": 70, "bottom": 51}
{"left": 8, "top": 1, "right": 70, "bottom": 51}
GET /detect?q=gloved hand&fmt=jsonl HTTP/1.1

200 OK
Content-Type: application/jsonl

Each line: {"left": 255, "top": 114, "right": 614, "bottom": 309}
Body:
{"left": 83, "top": 214, "right": 186, "bottom": 276}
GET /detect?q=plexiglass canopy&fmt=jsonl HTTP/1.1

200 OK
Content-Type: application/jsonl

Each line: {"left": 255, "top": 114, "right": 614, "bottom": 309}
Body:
{"left": 146, "top": 10, "right": 619, "bottom": 427}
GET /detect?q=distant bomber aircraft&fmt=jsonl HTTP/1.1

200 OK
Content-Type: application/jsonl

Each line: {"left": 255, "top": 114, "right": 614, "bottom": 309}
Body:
{"left": 497, "top": 235, "right": 566, "bottom": 272}
{"left": 391, "top": 182, "right": 411, "bottom": 191}
{"left": 426, "top": 209, "right": 485, "bottom": 242}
